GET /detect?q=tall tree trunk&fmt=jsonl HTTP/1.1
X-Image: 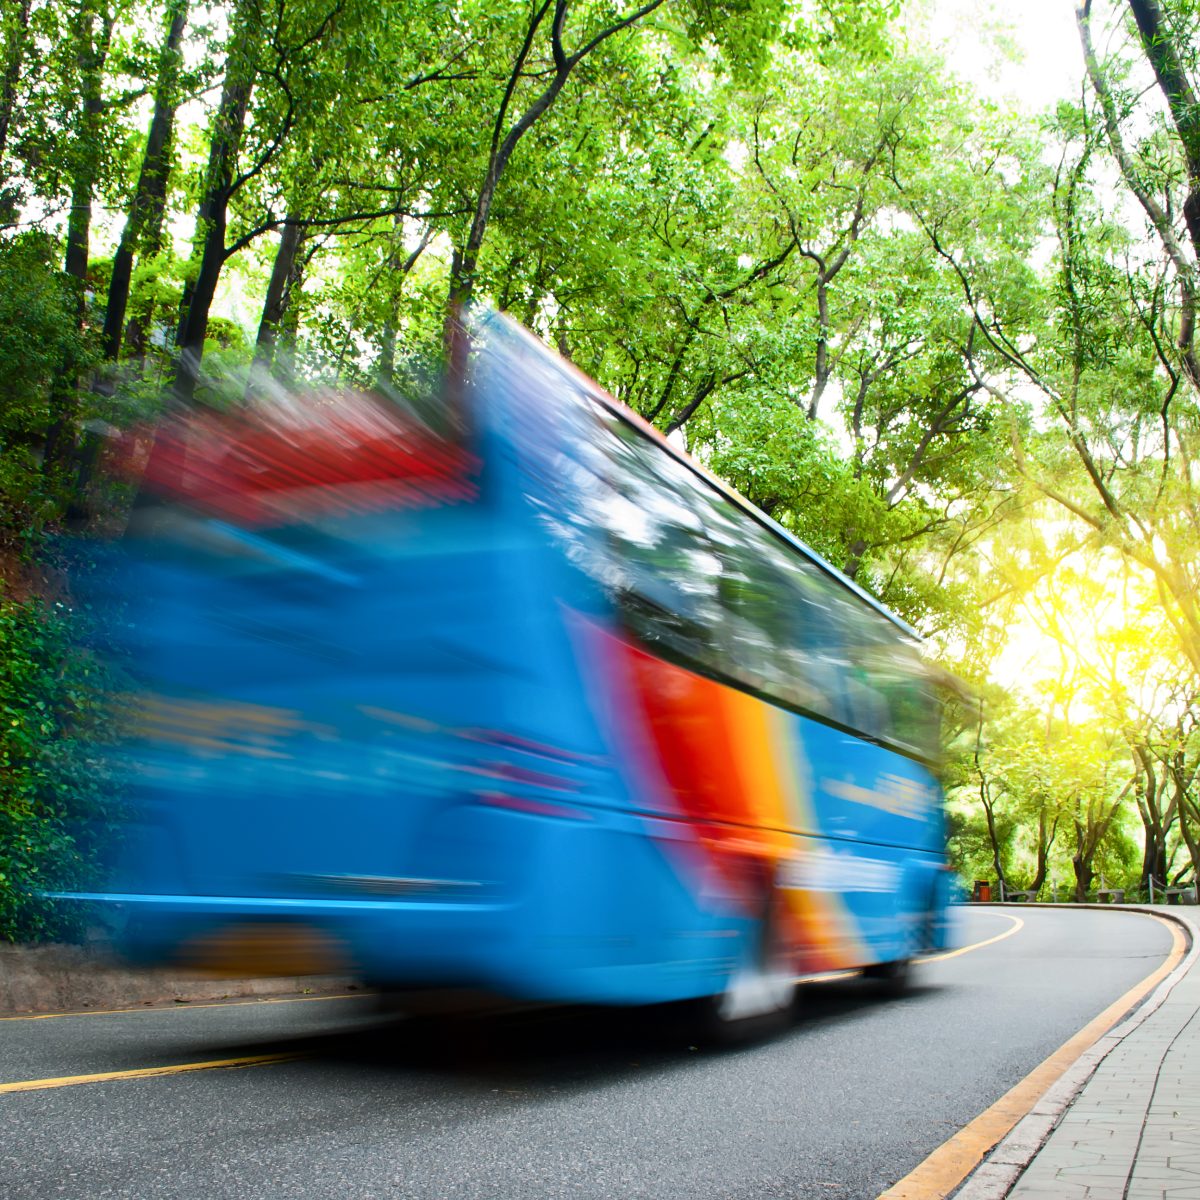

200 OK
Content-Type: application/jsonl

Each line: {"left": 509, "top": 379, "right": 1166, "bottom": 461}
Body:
{"left": 843, "top": 539, "right": 868, "bottom": 581}
{"left": 0, "top": 0, "right": 33, "bottom": 184}
{"left": 1131, "top": 741, "right": 1178, "bottom": 891}
{"left": 376, "top": 219, "right": 430, "bottom": 386}
{"left": 248, "top": 218, "right": 303, "bottom": 385}
{"left": 1029, "top": 809, "right": 1058, "bottom": 895}
{"left": 972, "top": 699, "right": 1007, "bottom": 893}
{"left": 103, "top": 0, "right": 188, "bottom": 361}
{"left": 1071, "top": 781, "right": 1131, "bottom": 901}
{"left": 1169, "top": 745, "right": 1200, "bottom": 892}
{"left": 1179, "top": 801, "right": 1200, "bottom": 895}
{"left": 173, "top": 4, "right": 257, "bottom": 403}
{"left": 1079, "top": 1, "right": 1200, "bottom": 386}
{"left": 1071, "top": 834, "right": 1094, "bottom": 902}
{"left": 442, "top": 0, "right": 667, "bottom": 379}
{"left": 62, "top": 0, "right": 111, "bottom": 290}
{"left": 1127, "top": 0, "right": 1200, "bottom": 264}
{"left": 44, "top": 0, "right": 112, "bottom": 476}
{"left": 272, "top": 290, "right": 302, "bottom": 389}
{"left": 979, "top": 786, "right": 1008, "bottom": 893}
{"left": 378, "top": 315, "right": 397, "bottom": 384}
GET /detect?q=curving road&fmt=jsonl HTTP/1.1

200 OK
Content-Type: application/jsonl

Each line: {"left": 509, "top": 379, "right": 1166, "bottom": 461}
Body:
{"left": 0, "top": 907, "right": 1175, "bottom": 1199}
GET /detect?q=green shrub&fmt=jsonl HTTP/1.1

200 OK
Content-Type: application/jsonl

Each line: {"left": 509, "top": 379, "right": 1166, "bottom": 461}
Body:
{"left": 0, "top": 233, "right": 96, "bottom": 553}
{"left": 0, "top": 596, "right": 118, "bottom": 942}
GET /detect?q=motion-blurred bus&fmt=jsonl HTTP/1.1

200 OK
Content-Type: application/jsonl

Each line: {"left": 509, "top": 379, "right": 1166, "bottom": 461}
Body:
{"left": 71, "top": 315, "right": 953, "bottom": 1037}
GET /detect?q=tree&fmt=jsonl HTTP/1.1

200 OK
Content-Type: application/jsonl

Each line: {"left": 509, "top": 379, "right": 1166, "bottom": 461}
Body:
{"left": 0, "top": 0, "right": 34, "bottom": 212}
{"left": 926, "top": 2, "right": 1200, "bottom": 679}
{"left": 101, "top": 0, "right": 188, "bottom": 363}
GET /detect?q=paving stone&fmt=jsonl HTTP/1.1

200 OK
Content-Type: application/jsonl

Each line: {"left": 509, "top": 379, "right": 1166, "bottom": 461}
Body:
{"left": 1057, "top": 1164, "right": 1136, "bottom": 1181}
{"left": 1010, "top": 1183, "right": 1092, "bottom": 1199}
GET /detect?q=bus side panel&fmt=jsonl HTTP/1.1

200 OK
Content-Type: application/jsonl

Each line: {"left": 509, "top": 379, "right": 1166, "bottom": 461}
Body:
{"left": 564, "top": 614, "right": 950, "bottom": 973}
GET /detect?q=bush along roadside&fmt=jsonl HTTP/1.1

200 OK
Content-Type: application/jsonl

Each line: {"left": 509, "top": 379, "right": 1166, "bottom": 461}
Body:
{"left": 0, "top": 595, "right": 120, "bottom": 943}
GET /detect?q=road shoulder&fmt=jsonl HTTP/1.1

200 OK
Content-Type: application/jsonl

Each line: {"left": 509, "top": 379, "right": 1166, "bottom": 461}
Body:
{"left": 955, "top": 905, "right": 1199, "bottom": 1200}
{"left": 877, "top": 904, "right": 1193, "bottom": 1200}
{"left": 0, "top": 940, "right": 354, "bottom": 1016}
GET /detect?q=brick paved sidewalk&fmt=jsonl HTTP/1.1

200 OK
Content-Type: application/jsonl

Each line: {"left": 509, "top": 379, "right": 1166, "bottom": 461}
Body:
{"left": 960, "top": 909, "right": 1200, "bottom": 1200}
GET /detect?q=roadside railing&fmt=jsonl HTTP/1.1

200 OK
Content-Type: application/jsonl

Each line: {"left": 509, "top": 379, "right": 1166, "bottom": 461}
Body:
{"left": 964, "top": 881, "right": 1198, "bottom": 905}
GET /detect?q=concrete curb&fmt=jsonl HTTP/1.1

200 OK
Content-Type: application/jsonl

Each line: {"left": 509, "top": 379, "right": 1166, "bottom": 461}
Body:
{"left": 951, "top": 904, "right": 1200, "bottom": 1200}
{"left": 0, "top": 941, "right": 356, "bottom": 1016}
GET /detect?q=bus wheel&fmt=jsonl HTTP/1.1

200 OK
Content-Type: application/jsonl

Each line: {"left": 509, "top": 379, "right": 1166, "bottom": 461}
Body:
{"left": 863, "top": 893, "right": 936, "bottom": 998}
{"left": 695, "top": 899, "right": 797, "bottom": 1043}
{"left": 862, "top": 956, "right": 911, "bottom": 998}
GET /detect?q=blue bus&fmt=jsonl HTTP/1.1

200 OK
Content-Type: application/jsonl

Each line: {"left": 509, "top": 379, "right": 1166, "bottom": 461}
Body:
{"left": 73, "top": 313, "right": 953, "bottom": 1036}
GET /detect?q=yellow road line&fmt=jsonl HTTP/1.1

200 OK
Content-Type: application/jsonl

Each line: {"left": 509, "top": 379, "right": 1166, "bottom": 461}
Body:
{"left": 922, "top": 912, "right": 1024, "bottom": 962}
{"left": 0, "top": 1052, "right": 300, "bottom": 1095}
{"left": 877, "top": 914, "right": 1188, "bottom": 1200}
{"left": 795, "top": 913, "right": 1024, "bottom": 984}
{"left": 0, "top": 991, "right": 368, "bottom": 1023}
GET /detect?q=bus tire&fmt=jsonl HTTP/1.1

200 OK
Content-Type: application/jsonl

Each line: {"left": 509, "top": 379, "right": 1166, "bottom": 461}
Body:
{"left": 863, "top": 888, "right": 936, "bottom": 998}
{"left": 862, "top": 956, "right": 911, "bottom": 997}
{"left": 692, "top": 890, "right": 797, "bottom": 1044}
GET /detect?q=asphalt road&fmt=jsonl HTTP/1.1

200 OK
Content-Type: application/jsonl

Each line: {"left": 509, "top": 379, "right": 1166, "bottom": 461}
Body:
{"left": 0, "top": 907, "right": 1175, "bottom": 1200}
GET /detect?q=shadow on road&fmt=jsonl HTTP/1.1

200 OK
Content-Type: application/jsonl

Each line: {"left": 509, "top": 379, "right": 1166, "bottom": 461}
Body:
{"left": 172, "top": 974, "right": 946, "bottom": 1091}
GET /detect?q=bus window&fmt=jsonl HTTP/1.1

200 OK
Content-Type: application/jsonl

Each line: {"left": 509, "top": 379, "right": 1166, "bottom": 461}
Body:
{"left": 713, "top": 538, "right": 780, "bottom": 693}
{"left": 767, "top": 558, "right": 855, "bottom": 726}
{"left": 529, "top": 384, "right": 940, "bottom": 760}
{"left": 870, "top": 642, "right": 941, "bottom": 760}
{"left": 599, "top": 420, "right": 723, "bottom": 667}
{"left": 827, "top": 600, "right": 897, "bottom": 742}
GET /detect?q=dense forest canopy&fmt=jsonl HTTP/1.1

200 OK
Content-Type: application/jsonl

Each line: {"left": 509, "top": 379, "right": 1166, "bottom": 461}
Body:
{"left": 2, "top": 0, "right": 1199, "bottom": 937}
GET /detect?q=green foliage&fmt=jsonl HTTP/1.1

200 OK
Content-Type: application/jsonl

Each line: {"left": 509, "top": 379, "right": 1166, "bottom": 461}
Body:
{"left": 0, "top": 597, "right": 118, "bottom": 942}
{"left": 0, "top": 233, "right": 96, "bottom": 550}
{"left": 3, "top": 0, "right": 1199, "bottom": 930}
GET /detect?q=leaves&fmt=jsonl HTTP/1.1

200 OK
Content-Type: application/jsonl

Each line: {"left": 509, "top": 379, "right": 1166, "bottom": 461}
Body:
{"left": 4, "top": 0, "right": 1200, "bottom": 922}
{"left": 0, "top": 597, "right": 119, "bottom": 942}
